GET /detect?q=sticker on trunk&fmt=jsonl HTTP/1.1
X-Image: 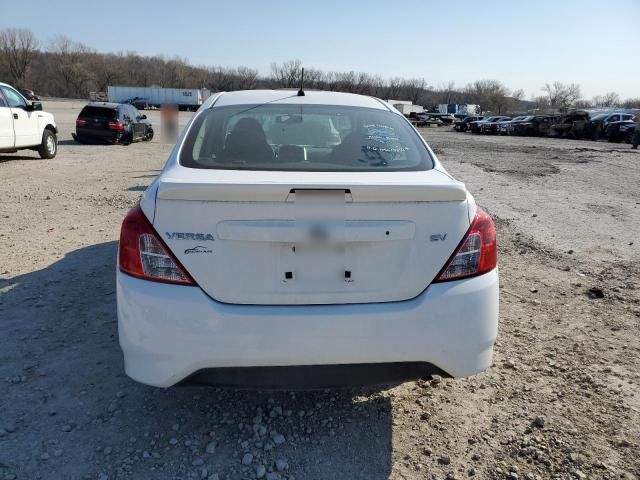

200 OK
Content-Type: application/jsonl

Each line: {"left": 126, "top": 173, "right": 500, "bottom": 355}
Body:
{"left": 184, "top": 245, "right": 213, "bottom": 255}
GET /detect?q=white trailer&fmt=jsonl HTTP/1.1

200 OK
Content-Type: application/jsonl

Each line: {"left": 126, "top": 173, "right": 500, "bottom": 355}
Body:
{"left": 107, "top": 86, "right": 210, "bottom": 111}
{"left": 387, "top": 100, "right": 424, "bottom": 116}
{"left": 437, "top": 104, "right": 480, "bottom": 115}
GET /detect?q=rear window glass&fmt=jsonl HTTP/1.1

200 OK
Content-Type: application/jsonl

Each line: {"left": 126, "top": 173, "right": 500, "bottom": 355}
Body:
{"left": 79, "top": 106, "right": 117, "bottom": 120}
{"left": 180, "top": 104, "right": 433, "bottom": 171}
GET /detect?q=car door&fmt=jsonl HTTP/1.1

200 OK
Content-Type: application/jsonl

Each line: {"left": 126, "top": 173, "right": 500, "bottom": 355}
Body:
{"left": 130, "top": 106, "right": 145, "bottom": 139}
{"left": 0, "top": 90, "right": 15, "bottom": 149}
{"left": 122, "top": 105, "right": 138, "bottom": 139}
{"left": 0, "top": 85, "right": 40, "bottom": 147}
{"left": 607, "top": 114, "right": 620, "bottom": 124}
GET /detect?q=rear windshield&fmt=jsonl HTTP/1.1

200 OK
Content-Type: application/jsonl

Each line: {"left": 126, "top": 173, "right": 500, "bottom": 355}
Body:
{"left": 180, "top": 104, "right": 434, "bottom": 171}
{"left": 79, "top": 106, "right": 117, "bottom": 120}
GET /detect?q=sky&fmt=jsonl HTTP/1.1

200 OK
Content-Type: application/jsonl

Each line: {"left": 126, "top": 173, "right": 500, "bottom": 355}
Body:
{"left": 2, "top": 0, "right": 639, "bottom": 99}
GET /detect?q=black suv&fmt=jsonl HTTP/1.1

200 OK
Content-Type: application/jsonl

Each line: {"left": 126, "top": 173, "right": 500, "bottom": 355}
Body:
{"left": 584, "top": 112, "right": 634, "bottom": 140}
{"left": 454, "top": 115, "right": 484, "bottom": 132}
{"left": 512, "top": 115, "right": 561, "bottom": 136}
{"left": 72, "top": 102, "right": 153, "bottom": 145}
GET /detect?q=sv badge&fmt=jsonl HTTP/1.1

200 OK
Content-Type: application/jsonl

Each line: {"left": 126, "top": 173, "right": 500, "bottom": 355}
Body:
{"left": 430, "top": 233, "right": 447, "bottom": 242}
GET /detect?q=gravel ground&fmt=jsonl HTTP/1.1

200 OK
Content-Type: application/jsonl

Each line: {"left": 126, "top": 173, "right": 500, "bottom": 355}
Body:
{"left": 0, "top": 102, "right": 639, "bottom": 480}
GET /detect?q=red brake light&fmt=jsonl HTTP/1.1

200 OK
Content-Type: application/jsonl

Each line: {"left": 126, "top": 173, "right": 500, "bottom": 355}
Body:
{"left": 76, "top": 119, "right": 87, "bottom": 127}
{"left": 108, "top": 121, "right": 125, "bottom": 131}
{"left": 434, "top": 207, "right": 497, "bottom": 282}
{"left": 119, "top": 205, "right": 195, "bottom": 285}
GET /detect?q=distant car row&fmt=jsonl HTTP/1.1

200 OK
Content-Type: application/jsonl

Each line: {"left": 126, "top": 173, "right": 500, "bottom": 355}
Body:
{"left": 453, "top": 111, "right": 638, "bottom": 143}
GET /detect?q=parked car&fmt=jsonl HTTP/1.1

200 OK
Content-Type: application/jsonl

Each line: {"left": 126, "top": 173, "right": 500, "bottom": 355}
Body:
{"left": 549, "top": 110, "right": 591, "bottom": 139}
{"left": 72, "top": 102, "right": 153, "bottom": 145}
{"left": 124, "top": 97, "right": 149, "bottom": 110}
{"left": 497, "top": 116, "right": 528, "bottom": 135}
{"left": 605, "top": 117, "right": 638, "bottom": 143}
{"left": 584, "top": 112, "right": 635, "bottom": 140}
{"left": 469, "top": 116, "right": 506, "bottom": 134}
{"left": 454, "top": 115, "right": 484, "bottom": 132}
{"left": 512, "top": 115, "right": 561, "bottom": 136}
{"left": 480, "top": 116, "right": 512, "bottom": 134}
{"left": 0, "top": 81, "right": 58, "bottom": 159}
{"left": 18, "top": 87, "right": 40, "bottom": 101}
{"left": 421, "top": 112, "right": 456, "bottom": 125}
{"left": 117, "top": 90, "right": 499, "bottom": 388}
{"left": 415, "top": 113, "right": 444, "bottom": 127}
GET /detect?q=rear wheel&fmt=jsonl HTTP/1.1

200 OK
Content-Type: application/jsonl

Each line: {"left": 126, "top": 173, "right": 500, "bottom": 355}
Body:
{"left": 625, "top": 131, "right": 633, "bottom": 144}
{"left": 121, "top": 132, "right": 133, "bottom": 146}
{"left": 143, "top": 128, "right": 154, "bottom": 141}
{"left": 38, "top": 129, "right": 57, "bottom": 159}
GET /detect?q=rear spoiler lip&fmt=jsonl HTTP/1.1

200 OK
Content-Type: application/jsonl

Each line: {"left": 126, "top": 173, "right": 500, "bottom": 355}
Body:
{"left": 156, "top": 180, "right": 468, "bottom": 202}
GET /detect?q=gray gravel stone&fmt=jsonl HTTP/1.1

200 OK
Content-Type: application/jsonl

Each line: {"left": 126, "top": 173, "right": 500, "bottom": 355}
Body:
{"left": 256, "top": 464, "right": 266, "bottom": 478}
{"left": 242, "top": 453, "right": 253, "bottom": 465}
{"left": 533, "top": 416, "right": 546, "bottom": 428}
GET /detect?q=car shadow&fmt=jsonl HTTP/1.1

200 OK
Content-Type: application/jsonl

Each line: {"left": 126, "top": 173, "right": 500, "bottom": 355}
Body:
{"left": 0, "top": 241, "right": 392, "bottom": 480}
{"left": 58, "top": 138, "right": 115, "bottom": 146}
{"left": 0, "top": 153, "right": 43, "bottom": 162}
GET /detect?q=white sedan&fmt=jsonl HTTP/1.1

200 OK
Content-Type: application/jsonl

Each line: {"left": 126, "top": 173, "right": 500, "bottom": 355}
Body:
{"left": 117, "top": 90, "right": 498, "bottom": 388}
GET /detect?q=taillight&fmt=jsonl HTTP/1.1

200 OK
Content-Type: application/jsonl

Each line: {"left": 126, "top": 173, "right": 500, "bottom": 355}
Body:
{"left": 108, "top": 121, "right": 125, "bottom": 131}
{"left": 119, "top": 205, "right": 195, "bottom": 285}
{"left": 434, "top": 207, "right": 497, "bottom": 282}
{"left": 76, "top": 119, "right": 87, "bottom": 127}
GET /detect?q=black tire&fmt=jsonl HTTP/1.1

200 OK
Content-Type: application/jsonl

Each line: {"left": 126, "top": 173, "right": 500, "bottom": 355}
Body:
{"left": 38, "top": 129, "right": 57, "bottom": 159}
{"left": 625, "top": 131, "right": 633, "bottom": 144}
{"left": 143, "top": 128, "right": 154, "bottom": 142}
{"left": 121, "top": 132, "right": 133, "bottom": 146}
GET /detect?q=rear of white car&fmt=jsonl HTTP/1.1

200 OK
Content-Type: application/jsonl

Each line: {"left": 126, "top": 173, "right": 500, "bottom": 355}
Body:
{"left": 117, "top": 90, "right": 499, "bottom": 388}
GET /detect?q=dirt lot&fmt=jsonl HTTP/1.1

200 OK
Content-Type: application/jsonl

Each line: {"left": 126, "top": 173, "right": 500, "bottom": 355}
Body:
{"left": 1, "top": 101, "right": 639, "bottom": 480}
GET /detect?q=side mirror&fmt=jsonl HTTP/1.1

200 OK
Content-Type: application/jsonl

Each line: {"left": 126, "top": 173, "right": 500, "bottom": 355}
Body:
{"left": 139, "top": 114, "right": 147, "bottom": 120}
{"left": 26, "top": 102, "right": 42, "bottom": 111}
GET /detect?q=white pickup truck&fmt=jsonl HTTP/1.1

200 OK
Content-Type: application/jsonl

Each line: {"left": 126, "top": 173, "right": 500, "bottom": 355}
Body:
{"left": 0, "top": 82, "right": 58, "bottom": 159}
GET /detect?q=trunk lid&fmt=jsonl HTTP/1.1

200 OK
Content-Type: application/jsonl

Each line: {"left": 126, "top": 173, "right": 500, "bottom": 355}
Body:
{"left": 153, "top": 169, "right": 471, "bottom": 305}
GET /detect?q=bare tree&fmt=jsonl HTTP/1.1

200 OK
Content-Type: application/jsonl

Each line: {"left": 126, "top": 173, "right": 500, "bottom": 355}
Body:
{"left": 622, "top": 98, "right": 640, "bottom": 109}
{"left": 592, "top": 91, "right": 620, "bottom": 108}
{"left": 511, "top": 89, "right": 525, "bottom": 102}
{"left": 542, "top": 81, "right": 581, "bottom": 110}
{"left": 270, "top": 59, "right": 302, "bottom": 88}
{"left": 368, "top": 75, "right": 387, "bottom": 98}
{"left": 48, "top": 35, "right": 95, "bottom": 97}
{"left": 0, "top": 28, "right": 38, "bottom": 86}
{"left": 433, "top": 82, "right": 459, "bottom": 105}
{"left": 235, "top": 66, "right": 258, "bottom": 90}
{"left": 88, "top": 53, "right": 122, "bottom": 92}
{"left": 386, "top": 77, "right": 404, "bottom": 100}
{"left": 465, "top": 80, "right": 511, "bottom": 113}
{"left": 531, "top": 95, "right": 551, "bottom": 111}
{"left": 400, "top": 78, "right": 427, "bottom": 105}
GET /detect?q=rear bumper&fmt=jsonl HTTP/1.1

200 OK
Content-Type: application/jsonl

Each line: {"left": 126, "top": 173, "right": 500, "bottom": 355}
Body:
{"left": 117, "top": 269, "right": 499, "bottom": 388}
{"left": 74, "top": 129, "right": 121, "bottom": 144}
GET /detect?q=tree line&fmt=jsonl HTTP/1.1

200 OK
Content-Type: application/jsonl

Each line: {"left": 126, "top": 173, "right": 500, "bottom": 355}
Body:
{"left": 1, "top": 28, "right": 638, "bottom": 113}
